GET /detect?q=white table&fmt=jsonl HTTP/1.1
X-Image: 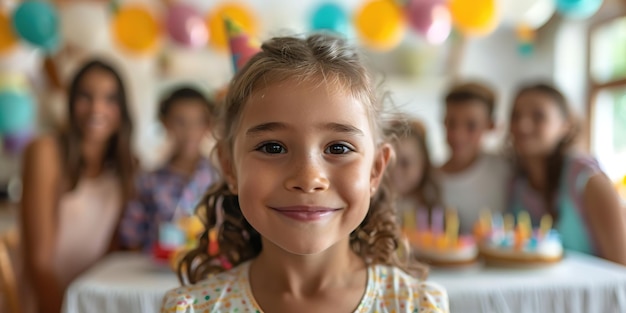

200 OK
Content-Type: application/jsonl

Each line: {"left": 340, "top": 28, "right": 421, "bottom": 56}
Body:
{"left": 63, "top": 252, "right": 626, "bottom": 313}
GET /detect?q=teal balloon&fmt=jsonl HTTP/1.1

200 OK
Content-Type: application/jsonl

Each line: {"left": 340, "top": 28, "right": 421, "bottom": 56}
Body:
{"left": 0, "top": 90, "right": 35, "bottom": 134}
{"left": 12, "top": 1, "right": 60, "bottom": 51}
{"left": 556, "top": 0, "right": 603, "bottom": 19}
{"left": 311, "top": 3, "right": 349, "bottom": 36}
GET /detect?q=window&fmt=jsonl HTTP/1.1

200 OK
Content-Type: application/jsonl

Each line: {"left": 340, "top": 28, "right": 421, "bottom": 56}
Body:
{"left": 588, "top": 14, "right": 626, "bottom": 181}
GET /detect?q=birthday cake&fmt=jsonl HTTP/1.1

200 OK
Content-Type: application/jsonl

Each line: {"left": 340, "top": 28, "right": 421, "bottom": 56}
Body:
{"left": 402, "top": 208, "right": 478, "bottom": 266}
{"left": 474, "top": 211, "right": 563, "bottom": 266}
{"left": 152, "top": 215, "right": 207, "bottom": 270}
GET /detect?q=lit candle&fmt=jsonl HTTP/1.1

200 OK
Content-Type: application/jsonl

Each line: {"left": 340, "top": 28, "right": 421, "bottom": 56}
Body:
{"left": 539, "top": 214, "right": 553, "bottom": 238}
{"left": 517, "top": 211, "right": 532, "bottom": 239}
{"left": 504, "top": 214, "right": 515, "bottom": 232}
{"left": 445, "top": 209, "right": 459, "bottom": 247}
{"left": 402, "top": 210, "right": 416, "bottom": 231}
{"left": 431, "top": 207, "right": 444, "bottom": 235}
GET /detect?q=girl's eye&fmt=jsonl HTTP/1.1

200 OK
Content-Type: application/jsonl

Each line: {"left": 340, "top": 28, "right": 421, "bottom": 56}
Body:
{"left": 325, "top": 144, "right": 352, "bottom": 155}
{"left": 257, "top": 142, "right": 287, "bottom": 154}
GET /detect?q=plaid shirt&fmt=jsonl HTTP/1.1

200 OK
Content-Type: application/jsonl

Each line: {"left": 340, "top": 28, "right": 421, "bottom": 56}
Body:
{"left": 119, "top": 157, "right": 218, "bottom": 251}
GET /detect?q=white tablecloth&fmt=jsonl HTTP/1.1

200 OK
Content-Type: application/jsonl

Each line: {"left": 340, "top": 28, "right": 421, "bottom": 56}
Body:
{"left": 63, "top": 252, "right": 626, "bottom": 313}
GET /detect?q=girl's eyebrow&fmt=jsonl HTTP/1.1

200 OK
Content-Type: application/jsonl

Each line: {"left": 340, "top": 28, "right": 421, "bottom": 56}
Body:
{"left": 245, "top": 122, "right": 364, "bottom": 137}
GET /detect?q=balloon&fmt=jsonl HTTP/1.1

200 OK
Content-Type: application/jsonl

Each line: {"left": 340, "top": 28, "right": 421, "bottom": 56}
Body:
{"left": 12, "top": 1, "right": 60, "bottom": 51}
{"left": 166, "top": 4, "right": 208, "bottom": 48}
{"left": 0, "top": 11, "right": 18, "bottom": 55}
{"left": 501, "top": 0, "right": 555, "bottom": 29}
{"left": 449, "top": 0, "right": 498, "bottom": 36}
{"left": 0, "top": 90, "right": 35, "bottom": 134}
{"left": 2, "top": 129, "right": 33, "bottom": 155}
{"left": 407, "top": 0, "right": 451, "bottom": 44}
{"left": 355, "top": 0, "right": 406, "bottom": 51}
{"left": 207, "top": 3, "right": 258, "bottom": 51}
{"left": 60, "top": 2, "right": 110, "bottom": 51}
{"left": 112, "top": 5, "right": 160, "bottom": 54}
{"left": 0, "top": 72, "right": 29, "bottom": 92}
{"left": 556, "top": 0, "right": 603, "bottom": 19}
{"left": 311, "top": 3, "right": 350, "bottom": 36}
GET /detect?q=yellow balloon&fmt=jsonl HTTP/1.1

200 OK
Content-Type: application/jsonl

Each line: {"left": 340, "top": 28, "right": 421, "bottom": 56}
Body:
{"left": 112, "top": 6, "right": 160, "bottom": 54}
{"left": 354, "top": 0, "right": 405, "bottom": 51}
{"left": 449, "top": 0, "right": 498, "bottom": 36}
{"left": 0, "top": 11, "right": 18, "bottom": 55}
{"left": 207, "top": 3, "right": 258, "bottom": 51}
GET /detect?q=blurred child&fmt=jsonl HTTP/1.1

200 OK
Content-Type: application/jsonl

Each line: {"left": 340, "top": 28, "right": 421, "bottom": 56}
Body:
{"left": 387, "top": 117, "right": 443, "bottom": 224}
{"left": 119, "top": 87, "right": 218, "bottom": 251}
{"left": 439, "top": 82, "right": 510, "bottom": 234}
{"left": 161, "top": 34, "right": 449, "bottom": 312}
{"left": 508, "top": 83, "right": 626, "bottom": 265}
{"left": 19, "top": 60, "right": 136, "bottom": 313}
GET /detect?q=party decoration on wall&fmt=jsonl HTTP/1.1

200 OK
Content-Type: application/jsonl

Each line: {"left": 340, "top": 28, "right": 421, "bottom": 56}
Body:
{"left": 556, "top": 0, "right": 604, "bottom": 19}
{"left": 0, "top": 11, "right": 18, "bottom": 55}
{"left": 207, "top": 3, "right": 258, "bottom": 51}
{"left": 12, "top": 1, "right": 60, "bottom": 51}
{"left": 2, "top": 129, "right": 33, "bottom": 155}
{"left": 449, "top": 0, "right": 498, "bottom": 36}
{"left": 406, "top": 0, "right": 451, "bottom": 45}
{"left": 112, "top": 5, "right": 160, "bottom": 55}
{"left": 310, "top": 2, "right": 350, "bottom": 36}
{"left": 166, "top": 3, "right": 208, "bottom": 48}
{"left": 516, "top": 25, "right": 536, "bottom": 56}
{"left": 0, "top": 89, "right": 35, "bottom": 134}
{"left": 225, "top": 18, "right": 261, "bottom": 73}
{"left": 501, "top": 0, "right": 555, "bottom": 29}
{"left": 355, "top": 0, "right": 406, "bottom": 51}
{"left": 60, "top": 2, "right": 110, "bottom": 51}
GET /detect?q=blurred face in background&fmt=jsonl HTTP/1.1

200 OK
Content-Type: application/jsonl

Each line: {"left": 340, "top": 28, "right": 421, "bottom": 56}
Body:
{"left": 161, "top": 100, "right": 210, "bottom": 158}
{"left": 444, "top": 101, "right": 493, "bottom": 162}
{"left": 390, "top": 136, "right": 424, "bottom": 196}
{"left": 72, "top": 68, "right": 122, "bottom": 143}
{"left": 510, "top": 91, "right": 570, "bottom": 157}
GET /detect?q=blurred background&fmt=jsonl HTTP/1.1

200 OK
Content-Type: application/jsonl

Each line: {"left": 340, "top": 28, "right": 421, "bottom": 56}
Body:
{"left": 0, "top": 0, "right": 625, "bottom": 215}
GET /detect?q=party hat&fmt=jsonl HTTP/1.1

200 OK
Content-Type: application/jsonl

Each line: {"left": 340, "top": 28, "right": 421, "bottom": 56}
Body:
{"left": 224, "top": 17, "right": 261, "bottom": 73}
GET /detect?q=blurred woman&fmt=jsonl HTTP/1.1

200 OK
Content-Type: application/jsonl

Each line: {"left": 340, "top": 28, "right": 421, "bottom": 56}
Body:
{"left": 19, "top": 60, "right": 136, "bottom": 312}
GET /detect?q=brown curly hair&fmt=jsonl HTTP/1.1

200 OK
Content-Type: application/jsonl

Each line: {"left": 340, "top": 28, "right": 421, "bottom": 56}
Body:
{"left": 177, "top": 34, "right": 428, "bottom": 285}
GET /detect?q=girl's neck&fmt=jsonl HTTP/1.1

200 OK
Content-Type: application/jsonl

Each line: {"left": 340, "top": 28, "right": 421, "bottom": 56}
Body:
{"left": 521, "top": 156, "right": 546, "bottom": 190}
{"left": 441, "top": 153, "right": 479, "bottom": 174}
{"left": 168, "top": 153, "right": 201, "bottom": 177}
{"left": 81, "top": 140, "right": 108, "bottom": 178}
{"left": 250, "top": 237, "right": 365, "bottom": 297}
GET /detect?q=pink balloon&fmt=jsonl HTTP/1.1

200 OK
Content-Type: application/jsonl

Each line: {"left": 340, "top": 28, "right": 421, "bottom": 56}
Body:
{"left": 166, "top": 4, "right": 208, "bottom": 48}
{"left": 407, "top": 0, "right": 451, "bottom": 44}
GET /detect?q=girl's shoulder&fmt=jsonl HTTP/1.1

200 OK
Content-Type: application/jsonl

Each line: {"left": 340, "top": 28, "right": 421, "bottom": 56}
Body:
{"left": 161, "top": 262, "right": 254, "bottom": 313}
{"left": 366, "top": 265, "right": 449, "bottom": 313}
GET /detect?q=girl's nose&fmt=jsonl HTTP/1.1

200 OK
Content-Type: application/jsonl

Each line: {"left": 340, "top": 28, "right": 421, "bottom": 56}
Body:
{"left": 284, "top": 155, "right": 330, "bottom": 193}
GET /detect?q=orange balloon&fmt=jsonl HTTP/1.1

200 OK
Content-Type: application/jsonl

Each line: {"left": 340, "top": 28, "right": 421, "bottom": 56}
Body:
{"left": 449, "top": 0, "right": 498, "bottom": 36}
{"left": 207, "top": 3, "right": 258, "bottom": 51}
{"left": 0, "top": 11, "right": 18, "bottom": 54}
{"left": 354, "top": 0, "right": 405, "bottom": 51}
{"left": 112, "top": 5, "right": 160, "bottom": 54}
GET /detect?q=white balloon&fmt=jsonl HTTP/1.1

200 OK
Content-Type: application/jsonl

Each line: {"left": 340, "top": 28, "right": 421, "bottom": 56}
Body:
{"left": 59, "top": 3, "right": 111, "bottom": 51}
{"left": 500, "top": 0, "right": 555, "bottom": 29}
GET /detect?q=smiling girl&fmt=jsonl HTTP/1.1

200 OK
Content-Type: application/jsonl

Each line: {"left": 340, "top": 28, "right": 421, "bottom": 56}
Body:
{"left": 160, "top": 34, "right": 448, "bottom": 313}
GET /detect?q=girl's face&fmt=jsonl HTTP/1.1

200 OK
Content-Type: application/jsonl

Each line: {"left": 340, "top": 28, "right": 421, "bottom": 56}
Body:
{"left": 444, "top": 101, "right": 492, "bottom": 162}
{"left": 162, "top": 100, "right": 210, "bottom": 157}
{"left": 222, "top": 79, "right": 390, "bottom": 256}
{"left": 390, "top": 137, "right": 424, "bottom": 196}
{"left": 73, "top": 69, "right": 122, "bottom": 143}
{"left": 510, "top": 91, "right": 569, "bottom": 157}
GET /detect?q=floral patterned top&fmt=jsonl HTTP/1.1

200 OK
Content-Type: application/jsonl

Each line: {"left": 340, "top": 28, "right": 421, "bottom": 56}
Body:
{"left": 161, "top": 261, "right": 449, "bottom": 313}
